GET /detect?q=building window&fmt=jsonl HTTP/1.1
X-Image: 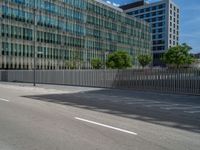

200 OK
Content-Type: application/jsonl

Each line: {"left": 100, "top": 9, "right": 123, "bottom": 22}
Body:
{"left": 153, "top": 46, "right": 157, "bottom": 51}
{"left": 158, "top": 4, "right": 165, "bottom": 9}
{"left": 158, "top": 28, "right": 163, "bottom": 33}
{"left": 152, "top": 12, "right": 156, "bottom": 16}
{"left": 152, "top": 6, "right": 157, "bottom": 11}
{"left": 174, "top": 6, "right": 176, "bottom": 11}
{"left": 140, "top": 15, "right": 144, "bottom": 18}
{"left": 140, "top": 9, "right": 144, "bottom": 13}
{"left": 127, "top": 12, "right": 133, "bottom": 15}
{"left": 158, "top": 10, "right": 164, "bottom": 15}
{"left": 152, "top": 18, "right": 156, "bottom": 22}
{"left": 158, "top": 34, "right": 163, "bottom": 38}
{"left": 146, "top": 13, "right": 150, "bottom": 17}
{"left": 158, "top": 16, "right": 164, "bottom": 21}
{"left": 145, "top": 19, "right": 150, "bottom": 22}
{"left": 145, "top": 8, "right": 150, "bottom": 12}
{"left": 158, "top": 22, "right": 163, "bottom": 27}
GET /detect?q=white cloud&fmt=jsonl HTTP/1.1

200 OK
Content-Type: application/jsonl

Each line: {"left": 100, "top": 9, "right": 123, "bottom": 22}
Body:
{"left": 113, "top": 3, "right": 120, "bottom": 7}
{"left": 106, "top": 0, "right": 120, "bottom": 7}
{"left": 106, "top": 1, "right": 111, "bottom": 4}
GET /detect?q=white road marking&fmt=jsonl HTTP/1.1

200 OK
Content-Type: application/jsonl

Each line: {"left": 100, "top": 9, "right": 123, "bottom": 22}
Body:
{"left": 126, "top": 102, "right": 135, "bottom": 104}
{"left": 126, "top": 101, "right": 152, "bottom": 104}
{"left": 184, "top": 110, "right": 200, "bottom": 114}
{"left": 144, "top": 104, "right": 174, "bottom": 107}
{"left": 75, "top": 117, "right": 137, "bottom": 135}
{"left": 164, "top": 106, "right": 200, "bottom": 110}
{"left": 161, "top": 106, "right": 199, "bottom": 110}
{"left": 0, "top": 98, "right": 9, "bottom": 102}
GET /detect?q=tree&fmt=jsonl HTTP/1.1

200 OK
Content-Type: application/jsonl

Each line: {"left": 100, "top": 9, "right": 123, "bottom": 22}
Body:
{"left": 66, "top": 60, "right": 77, "bottom": 69}
{"left": 162, "top": 44, "right": 195, "bottom": 68}
{"left": 74, "top": 51, "right": 82, "bottom": 70}
{"left": 106, "top": 50, "right": 132, "bottom": 69}
{"left": 66, "top": 51, "right": 83, "bottom": 70}
{"left": 91, "top": 58, "right": 103, "bottom": 69}
{"left": 137, "top": 54, "right": 152, "bottom": 68}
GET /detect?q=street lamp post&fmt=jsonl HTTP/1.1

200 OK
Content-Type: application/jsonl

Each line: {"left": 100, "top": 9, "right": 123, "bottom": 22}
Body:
{"left": 33, "top": 2, "right": 37, "bottom": 86}
{"left": 104, "top": 51, "right": 109, "bottom": 70}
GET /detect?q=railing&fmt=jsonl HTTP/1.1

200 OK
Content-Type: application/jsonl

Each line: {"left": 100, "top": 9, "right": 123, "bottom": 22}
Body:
{"left": 0, "top": 69, "right": 200, "bottom": 95}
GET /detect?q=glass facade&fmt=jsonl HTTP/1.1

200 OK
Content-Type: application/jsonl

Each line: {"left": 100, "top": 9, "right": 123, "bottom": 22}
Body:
{"left": 0, "top": 0, "right": 151, "bottom": 69}
{"left": 121, "top": 0, "right": 179, "bottom": 66}
{"left": 127, "top": 3, "right": 167, "bottom": 53}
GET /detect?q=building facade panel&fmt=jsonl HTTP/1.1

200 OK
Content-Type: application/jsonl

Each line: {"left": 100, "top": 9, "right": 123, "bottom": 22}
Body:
{"left": 0, "top": 0, "right": 151, "bottom": 69}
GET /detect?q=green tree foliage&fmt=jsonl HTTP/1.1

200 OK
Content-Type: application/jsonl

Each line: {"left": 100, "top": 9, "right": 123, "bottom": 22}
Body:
{"left": 162, "top": 43, "right": 195, "bottom": 68}
{"left": 66, "top": 60, "right": 77, "bottom": 69}
{"left": 91, "top": 58, "right": 103, "bottom": 69}
{"left": 137, "top": 54, "right": 152, "bottom": 68}
{"left": 66, "top": 51, "right": 83, "bottom": 69}
{"left": 106, "top": 50, "right": 132, "bottom": 69}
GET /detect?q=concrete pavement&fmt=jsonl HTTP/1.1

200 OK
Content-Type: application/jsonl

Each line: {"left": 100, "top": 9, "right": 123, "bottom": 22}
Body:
{"left": 0, "top": 82, "right": 200, "bottom": 150}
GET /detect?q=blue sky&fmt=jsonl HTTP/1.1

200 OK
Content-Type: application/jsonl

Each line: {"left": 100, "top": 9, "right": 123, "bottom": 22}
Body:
{"left": 103, "top": 0, "right": 200, "bottom": 53}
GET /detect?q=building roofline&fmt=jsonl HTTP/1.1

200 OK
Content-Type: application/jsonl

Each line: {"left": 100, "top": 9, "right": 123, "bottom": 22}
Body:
{"left": 94, "top": 0, "right": 150, "bottom": 26}
{"left": 120, "top": 0, "right": 179, "bottom": 10}
{"left": 120, "top": 0, "right": 145, "bottom": 10}
{"left": 95, "top": 0, "right": 123, "bottom": 12}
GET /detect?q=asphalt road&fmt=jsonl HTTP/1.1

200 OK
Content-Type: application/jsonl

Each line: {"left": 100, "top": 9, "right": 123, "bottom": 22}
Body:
{"left": 0, "top": 82, "right": 200, "bottom": 150}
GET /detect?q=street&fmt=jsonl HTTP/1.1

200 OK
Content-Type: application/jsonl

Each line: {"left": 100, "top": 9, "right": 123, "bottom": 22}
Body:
{"left": 0, "top": 82, "right": 200, "bottom": 150}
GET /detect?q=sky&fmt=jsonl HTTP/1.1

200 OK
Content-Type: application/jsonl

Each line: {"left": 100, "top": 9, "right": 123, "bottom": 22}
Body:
{"left": 103, "top": 0, "right": 200, "bottom": 53}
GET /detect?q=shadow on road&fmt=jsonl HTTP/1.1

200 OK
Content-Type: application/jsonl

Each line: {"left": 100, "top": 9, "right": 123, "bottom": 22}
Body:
{"left": 23, "top": 89, "right": 200, "bottom": 133}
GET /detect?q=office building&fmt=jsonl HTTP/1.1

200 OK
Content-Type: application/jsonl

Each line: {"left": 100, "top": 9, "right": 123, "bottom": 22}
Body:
{"left": 120, "top": 0, "right": 180, "bottom": 66}
{"left": 194, "top": 53, "right": 200, "bottom": 59}
{"left": 0, "top": 0, "right": 151, "bottom": 70}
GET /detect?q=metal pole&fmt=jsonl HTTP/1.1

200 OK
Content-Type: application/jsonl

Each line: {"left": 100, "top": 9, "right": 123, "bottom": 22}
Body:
{"left": 104, "top": 51, "right": 109, "bottom": 70}
{"left": 33, "top": 2, "right": 36, "bottom": 86}
{"left": 104, "top": 51, "right": 106, "bottom": 70}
